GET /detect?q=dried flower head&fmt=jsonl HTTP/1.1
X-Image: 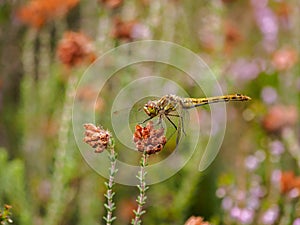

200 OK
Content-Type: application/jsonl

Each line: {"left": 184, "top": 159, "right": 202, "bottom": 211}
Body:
{"left": 262, "top": 105, "right": 298, "bottom": 132}
{"left": 83, "top": 123, "right": 112, "bottom": 153}
{"left": 274, "top": 2, "right": 291, "bottom": 26}
{"left": 57, "top": 31, "right": 96, "bottom": 68}
{"left": 133, "top": 121, "right": 166, "bottom": 155}
{"left": 280, "top": 171, "right": 300, "bottom": 194}
{"left": 111, "top": 18, "right": 137, "bottom": 41}
{"left": 272, "top": 48, "right": 298, "bottom": 71}
{"left": 98, "top": 0, "right": 123, "bottom": 9}
{"left": 184, "top": 216, "right": 211, "bottom": 225}
{"left": 111, "top": 18, "right": 151, "bottom": 41}
{"left": 17, "top": 0, "right": 79, "bottom": 29}
{"left": 223, "top": 21, "right": 242, "bottom": 55}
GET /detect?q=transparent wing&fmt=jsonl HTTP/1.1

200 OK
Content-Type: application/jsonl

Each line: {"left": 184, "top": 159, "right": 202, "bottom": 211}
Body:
{"left": 111, "top": 97, "right": 160, "bottom": 148}
{"left": 163, "top": 105, "right": 189, "bottom": 148}
{"left": 112, "top": 96, "right": 160, "bottom": 125}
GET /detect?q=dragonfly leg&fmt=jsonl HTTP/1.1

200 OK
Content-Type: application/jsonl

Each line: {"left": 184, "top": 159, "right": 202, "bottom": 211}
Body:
{"left": 167, "top": 112, "right": 186, "bottom": 136}
{"left": 165, "top": 113, "right": 185, "bottom": 145}
{"left": 180, "top": 115, "right": 186, "bottom": 136}
{"left": 141, "top": 117, "right": 153, "bottom": 124}
{"left": 166, "top": 113, "right": 180, "bottom": 117}
{"left": 165, "top": 115, "right": 181, "bottom": 146}
{"left": 176, "top": 116, "right": 182, "bottom": 146}
{"left": 165, "top": 115, "right": 177, "bottom": 130}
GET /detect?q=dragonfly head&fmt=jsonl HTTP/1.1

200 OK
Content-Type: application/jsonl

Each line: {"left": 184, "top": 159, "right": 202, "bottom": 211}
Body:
{"left": 144, "top": 100, "right": 159, "bottom": 117}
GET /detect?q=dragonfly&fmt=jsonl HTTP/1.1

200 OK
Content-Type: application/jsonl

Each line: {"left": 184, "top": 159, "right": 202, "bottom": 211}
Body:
{"left": 142, "top": 93, "right": 251, "bottom": 144}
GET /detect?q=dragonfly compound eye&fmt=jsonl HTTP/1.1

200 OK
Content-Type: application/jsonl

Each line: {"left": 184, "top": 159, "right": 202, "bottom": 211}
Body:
{"left": 143, "top": 101, "right": 158, "bottom": 117}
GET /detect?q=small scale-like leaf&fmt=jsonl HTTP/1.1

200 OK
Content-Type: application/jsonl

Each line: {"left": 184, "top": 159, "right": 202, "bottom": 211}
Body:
{"left": 110, "top": 192, "right": 115, "bottom": 198}
{"left": 104, "top": 203, "right": 110, "bottom": 210}
{"left": 137, "top": 185, "right": 142, "bottom": 191}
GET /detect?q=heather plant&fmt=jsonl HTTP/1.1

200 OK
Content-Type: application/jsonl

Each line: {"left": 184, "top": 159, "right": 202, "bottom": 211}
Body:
{"left": 83, "top": 124, "right": 117, "bottom": 224}
{"left": 0, "top": 150, "right": 31, "bottom": 225}
{"left": 0, "top": 0, "right": 299, "bottom": 225}
{"left": 216, "top": 136, "right": 300, "bottom": 225}
{"left": 82, "top": 122, "right": 168, "bottom": 224}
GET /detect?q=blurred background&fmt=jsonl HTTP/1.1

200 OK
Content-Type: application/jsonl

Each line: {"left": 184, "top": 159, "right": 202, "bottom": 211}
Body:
{"left": 0, "top": 0, "right": 299, "bottom": 224}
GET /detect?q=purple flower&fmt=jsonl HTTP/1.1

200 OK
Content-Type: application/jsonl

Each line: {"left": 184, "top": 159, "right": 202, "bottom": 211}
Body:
{"left": 269, "top": 140, "right": 285, "bottom": 156}
{"left": 231, "top": 207, "right": 255, "bottom": 224}
{"left": 250, "top": 185, "right": 266, "bottom": 198}
{"left": 222, "top": 197, "right": 233, "bottom": 211}
{"left": 245, "top": 155, "right": 259, "bottom": 171}
{"left": 261, "top": 86, "right": 277, "bottom": 104}
{"left": 230, "top": 206, "right": 241, "bottom": 219}
{"left": 271, "top": 170, "right": 281, "bottom": 186}
{"left": 131, "top": 23, "right": 151, "bottom": 40}
{"left": 288, "top": 188, "right": 300, "bottom": 199}
{"left": 255, "top": 8, "right": 278, "bottom": 37}
{"left": 251, "top": 2, "right": 278, "bottom": 52}
{"left": 236, "top": 190, "right": 246, "bottom": 201}
{"left": 216, "top": 187, "right": 226, "bottom": 198}
{"left": 261, "top": 205, "right": 279, "bottom": 225}
{"left": 247, "top": 196, "right": 260, "bottom": 210}
{"left": 238, "top": 208, "right": 254, "bottom": 224}
{"left": 293, "top": 218, "right": 300, "bottom": 225}
{"left": 228, "top": 59, "right": 260, "bottom": 83}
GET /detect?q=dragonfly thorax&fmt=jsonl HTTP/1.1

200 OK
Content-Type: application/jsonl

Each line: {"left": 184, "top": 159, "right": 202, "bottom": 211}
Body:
{"left": 144, "top": 95, "right": 180, "bottom": 118}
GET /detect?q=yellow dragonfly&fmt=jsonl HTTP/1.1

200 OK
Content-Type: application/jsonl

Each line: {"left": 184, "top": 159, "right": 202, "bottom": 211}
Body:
{"left": 142, "top": 94, "right": 251, "bottom": 144}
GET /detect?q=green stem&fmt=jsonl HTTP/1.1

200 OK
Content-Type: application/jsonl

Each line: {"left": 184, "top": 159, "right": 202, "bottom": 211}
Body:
{"left": 103, "top": 144, "right": 118, "bottom": 225}
{"left": 132, "top": 152, "right": 149, "bottom": 225}
{"left": 44, "top": 76, "right": 77, "bottom": 225}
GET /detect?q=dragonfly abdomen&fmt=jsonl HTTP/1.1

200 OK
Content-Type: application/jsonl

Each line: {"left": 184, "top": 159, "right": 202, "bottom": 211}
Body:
{"left": 181, "top": 94, "right": 251, "bottom": 109}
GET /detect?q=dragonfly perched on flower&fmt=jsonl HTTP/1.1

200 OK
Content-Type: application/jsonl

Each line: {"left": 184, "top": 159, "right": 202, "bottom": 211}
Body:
{"left": 142, "top": 94, "right": 251, "bottom": 144}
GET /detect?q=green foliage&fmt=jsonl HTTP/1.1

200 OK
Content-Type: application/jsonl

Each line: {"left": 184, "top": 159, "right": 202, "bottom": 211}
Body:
{"left": 0, "top": 149, "right": 32, "bottom": 225}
